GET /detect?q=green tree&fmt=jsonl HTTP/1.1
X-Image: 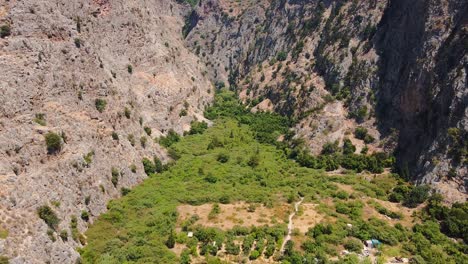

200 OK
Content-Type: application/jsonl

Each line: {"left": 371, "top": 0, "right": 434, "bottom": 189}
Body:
{"left": 45, "top": 132, "right": 63, "bottom": 154}
{"left": 404, "top": 185, "right": 430, "bottom": 208}
{"left": 343, "top": 138, "right": 356, "bottom": 155}
{"left": 165, "top": 232, "right": 175, "bottom": 248}
{"left": 142, "top": 158, "right": 156, "bottom": 175}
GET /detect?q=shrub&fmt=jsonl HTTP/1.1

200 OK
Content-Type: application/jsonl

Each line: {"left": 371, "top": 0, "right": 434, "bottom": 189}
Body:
{"left": 37, "top": 205, "right": 60, "bottom": 230}
{"left": 321, "top": 141, "right": 339, "bottom": 155}
{"left": 204, "top": 173, "right": 218, "bottom": 183}
{"left": 74, "top": 38, "right": 81, "bottom": 48}
{"left": 354, "top": 127, "right": 368, "bottom": 140}
{"left": 111, "top": 131, "right": 119, "bottom": 140}
{"left": 0, "top": 24, "right": 11, "bottom": 38}
{"left": 95, "top": 99, "right": 107, "bottom": 113}
{"left": 83, "top": 151, "right": 94, "bottom": 166}
{"left": 111, "top": 167, "right": 120, "bottom": 187}
{"left": 144, "top": 126, "right": 152, "bottom": 136}
{"left": 60, "top": 230, "right": 68, "bottom": 241}
{"left": 159, "top": 130, "right": 180, "bottom": 147}
{"left": 189, "top": 121, "right": 208, "bottom": 135}
{"left": 248, "top": 155, "right": 260, "bottom": 167}
{"left": 225, "top": 238, "right": 240, "bottom": 255}
{"left": 277, "top": 51, "right": 287, "bottom": 61}
{"left": 140, "top": 136, "right": 147, "bottom": 148}
{"left": 389, "top": 185, "right": 410, "bottom": 202}
{"left": 127, "top": 134, "right": 135, "bottom": 146}
{"left": 47, "top": 229, "right": 56, "bottom": 242}
{"left": 81, "top": 210, "right": 89, "bottom": 221}
{"left": 404, "top": 185, "right": 430, "bottom": 208}
{"left": 45, "top": 132, "right": 62, "bottom": 154}
{"left": 343, "top": 138, "right": 356, "bottom": 155}
{"left": 121, "top": 187, "right": 131, "bottom": 196}
{"left": 344, "top": 237, "right": 363, "bottom": 252}
{"left": 142, "top": 158, "right": 156, "bottom": 175}
{"left": 208, "top": 203, "right": 221, "bottom": 219}
{"left": 84, "top": 196, "right": 91, "bottom": 205}
{"left": 124, "top": 107, "right": 131, "bottom": 119}
{"left": 179, "top": 109, "right": 188, "bottom": 117}
{"left": 219, "top": 195, "right": 230, "bottom": 204}
{"left": 250, "top": 250, "right": 260, "bottom": 260}
{"left": 127, "top": 65, "right": 133, "bottom": 74}
{"left": 217, "top": 153, "right": 229, "bottom": 163}
{"left": 165, "top": 232, "right": 175, "bottom": 248}
{"left": 364, "top": 134, "right": 375, "bottom": 144}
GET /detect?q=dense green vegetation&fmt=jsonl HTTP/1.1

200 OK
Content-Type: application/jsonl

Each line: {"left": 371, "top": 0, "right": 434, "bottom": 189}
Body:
{"left": 80, "top": 90, "right": 467, "bottom": 264}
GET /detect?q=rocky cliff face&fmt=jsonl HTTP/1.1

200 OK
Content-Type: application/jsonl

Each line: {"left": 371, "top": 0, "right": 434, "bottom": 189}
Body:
{"left": 185, "top": 0, "right": 467, "bottom": 201}
{"left": 375, "top": 0, "right": 467, "bottom": 202}
{"left": 0, "top": 0, "right": 212, "bottom": 263}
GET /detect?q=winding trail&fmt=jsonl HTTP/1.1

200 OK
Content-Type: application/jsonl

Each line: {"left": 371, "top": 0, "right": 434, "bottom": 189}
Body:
{"left": 280, "top": 197, "right": 304, "bottom": 253}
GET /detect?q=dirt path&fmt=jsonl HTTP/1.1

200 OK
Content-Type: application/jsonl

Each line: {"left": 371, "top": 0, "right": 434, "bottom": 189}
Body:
{"left": 280, "top": 197, "right": 304, "bottom": 253}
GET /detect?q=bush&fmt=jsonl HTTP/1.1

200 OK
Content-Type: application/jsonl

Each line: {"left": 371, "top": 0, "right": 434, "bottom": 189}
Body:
{"left": 321, "top": 141, "right": 339, "bottom": 155}
{"left": 128, "top": 134, "right": 135, "bottom": 146}
{"left": 121, "top": 187, "right": 131, "bottom": 196}
{"left": 404, "top": 185, "right": 430, "bottom": 208}
{"left": 343, "top": 138, "right": 356, "bottom": 155}
{"left": 74, "top": 38, "right": 81, "bottom": 48}
{"left": 249, "top": 250, "right": 260, "bottom": 260}
{"left": 111, "top": 131, "right": 119, "bottom": 140}
{"left": 159, "top": 130, "right": 180, "bottom": 147}
{"left": 81, "top": 210, "right": 90, "bottom": 221}
{"left": 354, "top": 127, "right": 368, "bottom": 140}
{"left": 85, "top": 196, "right": 91, "bottom": 205}
{"left": 344, "top": 237, "right": 363, "bottom": 252}
{"left": 144, "top": 126, "right": 152, "bottom": 136}
{"left": 127, "top": 65, "right": 133, "bottom": 74}
{"left": 217, "top": 153, "right": 229, "bottom": 163}
{"left": 277, "top": 51, "right": 287, "bottom": 61}
{"left": 45, "top": 132, "right": 63, "bottom": 154}
{"left": 142, "top": 158, "right": 156, "bottom": 175}
{"left": 179, "top": 109, "right": 188, "bottom": 117}
{"left": 111, "top": 167, "right": 120, "bottom": 187}
{"left": 124, "top": 107, "right": 131, "bottom": 119}
{"left": 154, "top": 157, "right": 164, "bottom": 173}
{"left": 0, "top": 24, "right": 11, "bottom": 38}
{"left": 189, "top": 121, "right": 208, "bottom": 135}
{"left": 165, "top": 232, "right": 175, "bottom": 248}
{"left": 247, "top": 155, "right": 260, "bottom": 167}
{"left": 37, "top": 205, "right": 60, "bottom": 230}
{"left": 140, "top": 136, "right": 147, "bottom": 148}
{"left": 204, "top": 173, "right": 218, "bottom": 183}
{"left": 60, "top": 230, "right": 68, "bottom": 241}
{"left": 95, "top": 99, "right": 107, "bottom": 113}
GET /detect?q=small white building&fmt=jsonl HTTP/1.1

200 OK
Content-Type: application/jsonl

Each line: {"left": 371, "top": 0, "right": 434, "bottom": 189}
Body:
{"left": 187, "top": 232, "right": 193, "bottom": 238}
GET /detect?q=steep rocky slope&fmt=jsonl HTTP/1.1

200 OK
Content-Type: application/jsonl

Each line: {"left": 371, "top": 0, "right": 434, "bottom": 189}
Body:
{"left": 0, "top": 0, "right": 212, "bottom": 263}
{"left": 185, "top": 0, "right": 467, "bottom": 201}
